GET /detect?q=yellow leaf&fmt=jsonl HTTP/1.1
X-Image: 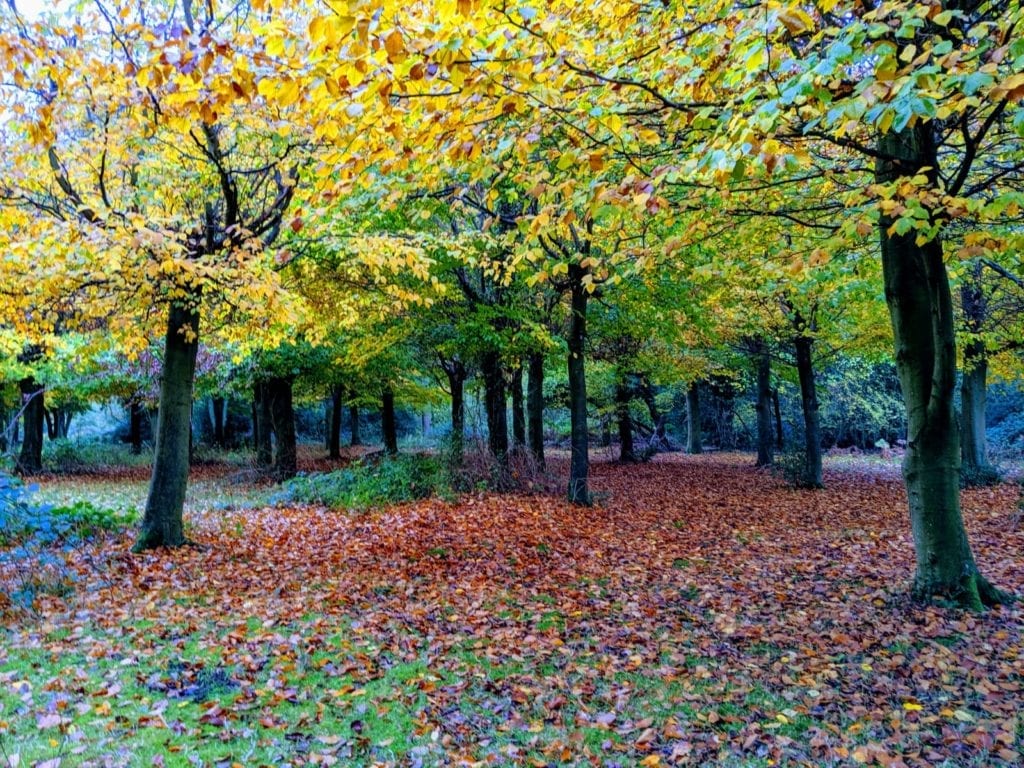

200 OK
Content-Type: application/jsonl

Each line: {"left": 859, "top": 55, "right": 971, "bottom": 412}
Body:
{"left": 902, "top": 702, "right": 923, "bottom": 712}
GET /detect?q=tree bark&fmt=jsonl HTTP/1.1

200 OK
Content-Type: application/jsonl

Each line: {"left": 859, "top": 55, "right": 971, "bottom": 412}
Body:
{"left": 481, "top": 350, "right": 509, "bottom": 470}
{"left": 772, "top": 388, "right": 784, "bottom": 451}
{"left": 877, "top": 122, "right": 1004, "bottom": 609}
{"left": 511, "top": 364, "right": 526, "bottom": 450}
{"left": 349, "top": 404, "right": 362, "bottom": 446}
{"left": 211, "top": 397, "right": 226, "bottom": 447}
{"left": 382, "top": 387, "right": 398, "bottom": 455}
{"left": 16, "top": 377, "right": 44, "bottom": 475}
{"left": 129, "top": 400, "right": 144, "bottom": 455}
{"left": 636, "top": 377, "right": 668, "bottom": 450}
{"left": 755, "top": 343, "right": 773, "bottom": 468}
{"left": 135, "top": 302, "right": 199, "bottom": 551}
{"left": 686, "top": 382, "right": 702, "bottom": 455}
{"left": 794, "top": 334, "right": 823, "bottom": 488}
{"left": 527, "top": 352, "right": 545, "bottom": 469}
{"left": 959, "top": 265, "right": 992, "bottom": 482}
{"left": 446, "top": 364, "right": 466, "bottom": 467}
{"left": 269, "top": 376, "right": 297, "bottom": 481}
{"left": 253, "top": 381, "right": 273, "bottom": 470}
{"left": 616, "top": 381, "right": 636, "bottom": 463}
{"left": 329, "top": 385, "right": 343, "bottom": 460}
{"left": 567, "top": 266, "right": 590, "bottom": 504}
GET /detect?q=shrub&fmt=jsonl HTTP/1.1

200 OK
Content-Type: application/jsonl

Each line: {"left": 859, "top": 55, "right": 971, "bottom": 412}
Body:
{"left": 772, "top": 450, "right": 819, "bottom": 489}
{"left": 960, "top": 463, "right": 1002, "bottom": 489}
{"left": 277, "top": 453, "right": 450, "bottom": 511}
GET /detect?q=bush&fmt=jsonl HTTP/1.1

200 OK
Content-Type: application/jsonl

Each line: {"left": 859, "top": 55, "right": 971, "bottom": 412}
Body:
{"left": 0, "top": 483, "right": 137, "bottom": 547}
{"left": 277, "top": 453, "right": 450, "bottom": 511}
{"left": 772, "top": 450, "right": 819, "bottom": 489}
{"left": 960, "top": 463, "right": 1002, "bottom": 489}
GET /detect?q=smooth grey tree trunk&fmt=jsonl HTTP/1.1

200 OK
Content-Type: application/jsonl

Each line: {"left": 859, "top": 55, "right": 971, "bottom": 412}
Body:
{"left": 382, "top": 387, "right": 398, "bottom": 455}
{"left": 686, "top": 382, "right": 702, "bottom": 455}
{"left": 329, "top": 386, "right": 343, "bottom": 460}
{"left": 772, "top": 388, "right": 784, "bottom": 451}
{"left": 794, "top": 335, "right": 823, "bottom": 488}
{"left": 755, "top": 344, "right": 773, "bottom": 468}
{"left": 269, "top": 376, "right": 297, "bottom": 480}
{"left": 446, "top": 365, "right": 466, "bottom": 467}
{"left": 16, "top": 377, "right": 44, "bottom": 475}
{"left": 959, "top": 267, "right": 992, "bottom": 481}
{"left": 349, "top": 404, "right": 361, "bottom": 446}
{"left": 567, "top": 266, "right": 590, "bottom": 504}
{"left": 511, "top": 365, "right": 526, "bottom": 450}
{"left": 527, "top": 352, "right": 545, "bottom": 469}
{"left": 129, "top": 400, "right": 144, "bottom": 455}
{"left": 481, "top": 350, "right": 509, "bottom": 472}
{"left": 253, "top": 381, "right": 273, "bottom": 470}
{"left": 877, "top": 122, "right": 1004, "bottom": 609}
{"left": 135, "top": 302, "right": 199, "bottom": 551}
{"left": 616, "top": 381, "right": 636, "bottom": 463}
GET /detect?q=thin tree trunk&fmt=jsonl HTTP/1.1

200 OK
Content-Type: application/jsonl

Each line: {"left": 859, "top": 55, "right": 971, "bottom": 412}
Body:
{"left": 130, "top": 400, "right": 144, "bottom": 455}
{"left": 636, "top": 377, "right": 667, "bottom": 449}
{"left": 960, "top": 266, "right": 992, "bottom": 481}
{"left": 878, "top": 122, "right": 1004, "bottom": 609}
{"left": 527, "top": 352, "right": 545, "bottom": 469}
{"left": 755, "top": 343, "right": 773, "bottom": 468}
{"left": 135, "top": 302, "right": 199, "bottom": 551}
{"left": 511, "top": 364, "right": 526, "bottom": 450}
{"left": 254, "top": 381, "right": 273, "bottom": 470}
{"left": 16, "top": 378, "right": 44, "bottom": 475}
{"left": 269, "top": 376, "right": 297, "bottom": 481}
{"left": 349, "top": 404, "right": 361, "bottom": 446}
{"left": 447, "top": 366, "right": 466, "bottom": 467}
{"left": 567, "top": 267, "right": 590, "bottom": 504}
{"left": 211, "top": 397, "right": 226, "bottom": 447}
{"left": 481, "top": 350, "right": 509, "bottom": 471}
{"left": 382, "top": 387, "right": 398, "bottom": 455}
{"left": 616, "top": 381, "right": 636, "bottom": 463}
{"left": 772, "top": 388, "right": 784, "bottom": 451}
{"left": 686, "top": 382, "right": 702, "bottom": 455}
{"left": 329, "top": 385, "right": 343, "bottom": 460}
{"left": 794, "top": 335, "right": 823, "bottom": 488}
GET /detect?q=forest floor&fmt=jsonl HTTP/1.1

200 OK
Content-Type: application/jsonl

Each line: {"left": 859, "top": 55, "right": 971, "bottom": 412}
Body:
{"left": 2, "top": 453, "right": 1022, "bottom": 767}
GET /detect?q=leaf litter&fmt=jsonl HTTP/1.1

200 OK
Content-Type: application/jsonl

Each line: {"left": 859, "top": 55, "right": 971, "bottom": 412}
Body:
{"left": 1, "top": 453, "right": 1021, "bottom": 767}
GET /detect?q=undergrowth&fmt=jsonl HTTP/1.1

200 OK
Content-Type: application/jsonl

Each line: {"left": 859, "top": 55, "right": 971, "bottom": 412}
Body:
{"left": 277, "top": 453, "right": 451, "bottom": 510}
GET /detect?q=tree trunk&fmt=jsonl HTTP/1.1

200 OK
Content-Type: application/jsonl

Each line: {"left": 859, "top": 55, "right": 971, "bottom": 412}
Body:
{"left": 349, "top": 404, "right": 361, "bottom": 446}
{"left": 960, "top": 266, "right": 992, "bottom": 482}
{"left": 511, "top": 364, "right": 526, "bottom": 450}
{"left": 253, "top": 381, "right": 273, "bottom": 470}
{"left": 447, "top": 366, "right": 466, "bottom": 467}
{"left": 481, "top": 350, "right": 509, "bottom": 470}
{"left": 567, "top": 267, "right": 590, "bottom": 504}
{"left": 878, "top": 123, "right": 1004, "bottom": 609}
{"left": 755, "top": 344, "right": 773, "bottom": 468}
{"left": 329, "top": 385, "right": 343, "bottom": 460}
{"left": 211, "top": 397, "right": 226, "bottom": 447}
{"left": 382, "top": 387, "right": 398, "bottom": 455}
{"left": 637, "top": 377, "right": 668, "bottom": 450}
{"left": 686, "top": 382, "right": 702, "bottom": 455}
{"left": 772, "top": 388, "right": 784, "bottom": 451}
{"left": 129, "top": 400, "right": 144, "bottom": 455}
{"left": 135, "top": 302, "right": 199, "bottom": 551}
{"left": 527, "top": 352, "right": 545, "bottom": 469}
{"left": 616, "top": 381, "right": 636, "bottom": 463}
{"left": 350, "top": 405, "right": 362, "bottom": 448}
{"left": 268, "top": 376, "right": 297, "bottom": 481}
{"left": 16, "top": 377, "right": 44, "bottom": 475}
{"left": 794, "top": 335, "right": 823, "bottom": 488}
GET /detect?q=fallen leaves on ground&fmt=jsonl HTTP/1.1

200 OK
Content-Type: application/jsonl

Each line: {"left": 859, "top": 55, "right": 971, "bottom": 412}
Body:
{"left": 1, "top": 453, "right": 1021, "bottom": 767}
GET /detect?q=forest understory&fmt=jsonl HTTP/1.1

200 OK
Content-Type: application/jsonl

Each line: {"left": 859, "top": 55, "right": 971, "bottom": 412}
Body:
{"left": 2, "top": 453, "right": 1022, "bottom": 767}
